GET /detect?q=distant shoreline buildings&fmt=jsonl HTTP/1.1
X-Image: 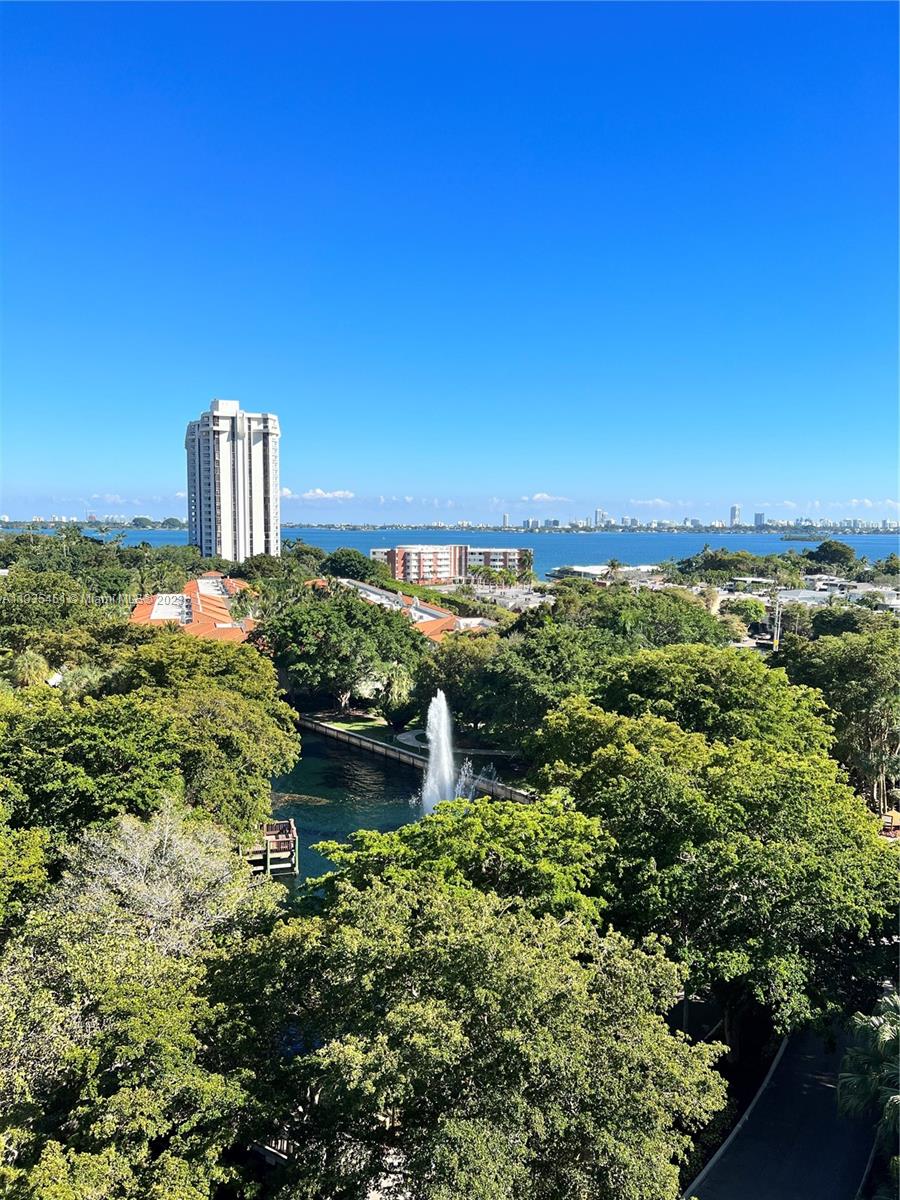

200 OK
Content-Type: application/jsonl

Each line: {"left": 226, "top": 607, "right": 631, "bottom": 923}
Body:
{"left": 370, "top": 544, "right": 528, "bottom": 585}
{"left": 185, "top": 399, "right": 281, "bottom": 562}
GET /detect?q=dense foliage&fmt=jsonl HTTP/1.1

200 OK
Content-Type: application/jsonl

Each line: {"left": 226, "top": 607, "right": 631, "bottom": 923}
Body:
{"left": 774, "top": 626, "right": 900, "bottom": 813}
{"left": 254, "top": 581, "right": 429, "bottom": 712}
{"left": 0, "top": 527, "right": 896, "bottom": 1198}
{"left": 529, "top": 697, "right": 897, "bottom": 1044}
{"left": 232, "top": 876, "right": 726, "bottom": 1200}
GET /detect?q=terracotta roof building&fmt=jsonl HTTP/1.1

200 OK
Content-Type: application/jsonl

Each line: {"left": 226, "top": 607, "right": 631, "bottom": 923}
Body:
{"left": 130, "top": 571, "right": 256, "bottom": 642}
{"left": 337, "top": 577, "right": 495, "bottom": 643}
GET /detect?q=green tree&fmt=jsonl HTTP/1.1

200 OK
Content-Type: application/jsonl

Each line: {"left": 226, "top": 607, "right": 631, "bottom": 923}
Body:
{"left": 530, "top": 697, "right": 898, "bottom": 1049}
{"left": 839, "top": 988, "right": 899, "bottom": 1149}
{"left": 873, "top": 552, "right": 900, "bottom": 578}
{"left": 0, "top": 799, "right": 48, "bottom": 937}
{"left": 376, "top": 660, "right": 416, "bottom": 729}
{"left": 481, "top": 622, "right": 617, "bottom": 740}
{"left": 413, "top": 631, "right": 500, "bottom": 732}
{"left": 313, "top": 794, "right": 613, "bottom": 921}
{"left": 104, "top": 630, "right": 290, "bottom": 715}
{"left": 168, "top": 686, "right": 298, "bottom": 836}
{"left": 0, "top": 659, "right": 297, "bottom": 838}
{"left": 803, "top": 539, "right": 857, "bottom": 571}
{"left": 594, "top": 643, "right": 831, "bottom": 756}
{"left": 238, "top": 876, "right": 725, "bottom": 1200}
{"left": 0, "top": 567, "right": 90, "bottom": 637}
{"left": 809, "top": 601, "right": 893, "bottom": 638}
{"left": 773, "top": 627, "right": 900, "bottom": 813}
{"left": 780, "top": 602, "right": 814, "bottom": 637}
{"left": 719, "top": 596, "right": 767, "bottom": 626}
{"left": 0, "top": 689, "right": 182, "bottom": 833}
{"left": 517, "top": 547, "right": 535, "bottom": 582}
{"left": 0, "top": 806, "right": 280, "bottom": 1199}
{"left": 256, "top": 586, "right": 427, "bottom": 711}
{"left": 668, "top": 546, "right": 803, "bottom": 587}
{"left": 321, "top": 546, "right": 390, "bottom": 582}
{"left": 3, "top": 648, "right": 50, "bottom": 688}
{"left": 557, "top": 584, "right": 730, "bottom": 648}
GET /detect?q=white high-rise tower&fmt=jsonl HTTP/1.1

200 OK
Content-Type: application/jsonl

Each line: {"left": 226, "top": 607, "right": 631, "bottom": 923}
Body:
{"left": 185, "top": 399, "right": 281, "bottom": 562}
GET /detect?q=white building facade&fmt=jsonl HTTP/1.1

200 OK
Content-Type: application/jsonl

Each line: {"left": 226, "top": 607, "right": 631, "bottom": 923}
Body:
{"left": 185, "top": 399, "right": 281, "bottom": 562}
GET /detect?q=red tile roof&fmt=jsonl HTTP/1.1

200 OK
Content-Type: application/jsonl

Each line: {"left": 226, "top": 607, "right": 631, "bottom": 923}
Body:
{"left": 414, "top": 616, "right": 460, "bottom": 643}
{"left": 130, "top": 576, "right": 253, "bottom": 642}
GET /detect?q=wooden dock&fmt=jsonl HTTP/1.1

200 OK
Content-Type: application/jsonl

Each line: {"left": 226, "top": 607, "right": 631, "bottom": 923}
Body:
{"left": 247, "top": 818, "right": 299, "bottom": 877}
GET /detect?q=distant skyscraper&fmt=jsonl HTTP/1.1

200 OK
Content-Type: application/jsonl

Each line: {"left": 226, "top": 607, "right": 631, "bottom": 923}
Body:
{"left": 185, "top": 399, "right": 281, "bottom": 562}
{"left": 729, "top": 504, "right": 741, "bottom": 527}
{"left": 754, "top": 512, "right": 765, "bottom": 528}
{"left": 502, "top": 513, "right": 510, "bottom": 528}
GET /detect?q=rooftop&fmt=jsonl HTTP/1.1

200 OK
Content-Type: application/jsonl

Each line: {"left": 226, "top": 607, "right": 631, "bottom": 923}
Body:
{"left": 130, "top": 571, "right": 254, "bottom": 641}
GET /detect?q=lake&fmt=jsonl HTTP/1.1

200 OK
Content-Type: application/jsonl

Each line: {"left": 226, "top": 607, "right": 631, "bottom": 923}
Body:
{"left": 15, "top": 525, "right": 899, "bottom": 580}
{"left": 271, "top": 731, "right": 423, "bottom": 879}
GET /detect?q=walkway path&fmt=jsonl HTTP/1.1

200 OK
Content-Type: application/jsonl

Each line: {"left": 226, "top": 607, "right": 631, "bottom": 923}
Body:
{"left": 688, "top": 1029, "right": 872, "bottom": 1200}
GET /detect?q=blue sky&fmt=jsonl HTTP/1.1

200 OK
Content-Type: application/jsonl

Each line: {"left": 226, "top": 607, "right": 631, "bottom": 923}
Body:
{"left": 1, "top": 2, "right": 896, "bottom": 523}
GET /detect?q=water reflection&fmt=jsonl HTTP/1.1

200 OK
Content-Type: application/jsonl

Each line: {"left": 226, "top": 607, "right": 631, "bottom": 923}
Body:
{"left": 271, "top": 732, "right": 422, "bottom": 879}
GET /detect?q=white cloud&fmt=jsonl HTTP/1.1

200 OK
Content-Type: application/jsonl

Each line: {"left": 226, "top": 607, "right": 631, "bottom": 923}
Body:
{"left": 629, "top": 497, "right": 672, "bottom": 509}
{"left": 90, "top": 492, "right": 124, "bottom": 504}
{"left": 848, "top": 497, "right": 875, "bottom": 508}
{"left": 174, "top": 490, "right": 186, "bottom": 499}
{"left": 525, "top": 492, "right": 570, "bottom": 503}
{"left": 300, "top": 487, "right": 355, "bottom": 501}
{"left": 404, "top": 495, "right": 414, "bottom": 504}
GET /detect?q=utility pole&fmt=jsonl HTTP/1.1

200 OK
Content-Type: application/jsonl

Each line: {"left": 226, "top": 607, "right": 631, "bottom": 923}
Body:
{"left": 770, "top": 593, "right": 783, "bottom": 651}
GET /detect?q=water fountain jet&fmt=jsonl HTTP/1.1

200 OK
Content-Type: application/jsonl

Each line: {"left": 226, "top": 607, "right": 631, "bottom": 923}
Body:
{"left": 421, "top": 692, "right": 498, "bottom": 812}
{"left": 422, "top": 690, "right": 456, "bottom": 812}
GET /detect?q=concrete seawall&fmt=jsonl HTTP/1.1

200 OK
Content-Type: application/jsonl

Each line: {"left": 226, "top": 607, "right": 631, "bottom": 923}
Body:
{"left": 297, "top": 715, "right": 535, "bottom": 804}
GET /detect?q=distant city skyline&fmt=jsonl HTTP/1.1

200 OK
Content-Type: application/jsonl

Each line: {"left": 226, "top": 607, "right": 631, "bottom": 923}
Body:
{"left": 1, "top": 5, "right": 896, "bottom": 523}
{"left": 3, "top": 493, "right": 898, "bottom": 528}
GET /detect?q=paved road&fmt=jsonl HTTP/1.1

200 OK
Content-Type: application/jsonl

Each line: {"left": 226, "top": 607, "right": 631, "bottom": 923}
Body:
{"left": 689, "top": 1029, "right": 873, "bottom": 1200}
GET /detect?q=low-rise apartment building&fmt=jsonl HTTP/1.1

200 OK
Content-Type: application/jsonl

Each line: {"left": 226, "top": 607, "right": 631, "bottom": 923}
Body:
{"left": 130, "top": 571, "right": 255, "bottom": 641}
{"left": 370, "top": 544, "right": 526, "bottom": 585}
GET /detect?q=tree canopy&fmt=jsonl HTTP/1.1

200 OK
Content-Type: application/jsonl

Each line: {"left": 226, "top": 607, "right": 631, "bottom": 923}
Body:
{"left": 592, "top": 643, "right": 832, "bottom": 756}
{"left": 774, "top": 626, "right": 900, "bottom": 813}
{"left": 254, "top": 583, "right": 428, "bottom": 710}
{"left": 0, "top": 806, "right": 281, "bottom": 1200}
{"left": 529, "top": 696, "right": 898, "bottom": 1043}
{"left": 234, "top": 875, "right": 725, "bottom": 1200}
{"left": 313, "top": 794, "right": 613, "bottom": 921}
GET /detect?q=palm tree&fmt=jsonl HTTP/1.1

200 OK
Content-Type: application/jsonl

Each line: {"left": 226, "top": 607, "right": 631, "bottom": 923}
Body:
{"left": 377, "top": 662, "right": 414, "bottom": 729}
{"left": 58, "top": 664, "right": 105, "bottom": 697}
{"left": 6, "top": 649, "right": 50, "bottom": 688}
{"left": 839, "top": 988, "right": 899, "bottom": 1150}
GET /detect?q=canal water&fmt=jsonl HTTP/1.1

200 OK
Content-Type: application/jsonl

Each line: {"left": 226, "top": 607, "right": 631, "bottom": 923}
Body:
{"left": 272, "top": 731, "right": 423, "bottom": 879}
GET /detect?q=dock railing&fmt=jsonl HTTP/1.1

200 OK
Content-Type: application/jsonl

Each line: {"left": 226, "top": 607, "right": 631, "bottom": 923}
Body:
{"left": 297, "top": 715, "right": 535, "bottom": 803}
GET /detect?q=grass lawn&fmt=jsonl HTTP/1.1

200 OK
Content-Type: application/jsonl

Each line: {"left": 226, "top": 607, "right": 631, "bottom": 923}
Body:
{"left": 316, "top": 712, "right": 398, "bottom": 745}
